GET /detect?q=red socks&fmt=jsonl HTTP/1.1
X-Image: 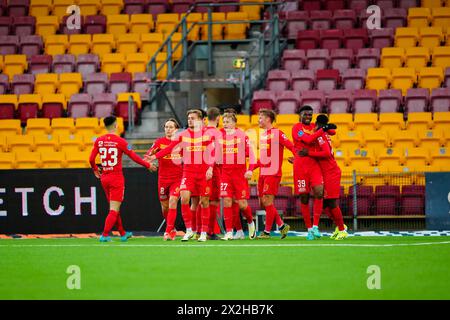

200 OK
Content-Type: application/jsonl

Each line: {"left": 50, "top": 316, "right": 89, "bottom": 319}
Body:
{"left": 300, "top": 203, "right": 312, "bottom": 229}
{"left": 331, "top": 206, "right": 345, "bottom": 231}
{"left": 233, "top": 202, "right": 242, "bottom": 231}
{"left": 224, "top": 206, "right": 233, "bottom": 233}
{"left": 242, "top": 205, "right": 253, "bottom": 224}
{"left": 324, "top": 207, "right": 337, "bottom": 225}
{"left": 165, "top": 208, "right": 177, "bottom": 233}
{"left": 201, "top": 206, "right": 210, "bottom": 233}
{"left": 114, "top": 214, "right": 125, "bottom": 237}
{"left": 102, "top": 210, "right": 119, "bottom": 236}
{"left": 196, "top": 206, "right": 202, "bottom": 232}
{"left": 162, "top": 209, "right": 168, "bottom": 220}
{"left": 313, "top": 198, "right": 323, "bottom": 226}
{"left": 208, "top": 204, "right": 218, "bottom": 234}
{"left": 181, "top": 203, "right": 192, "bottom": 229}
{"left": 264, "top": 204, "right": 277, "bottom": 233}
{"left": 190, "top": 208, "right": 197, "bottom": 232}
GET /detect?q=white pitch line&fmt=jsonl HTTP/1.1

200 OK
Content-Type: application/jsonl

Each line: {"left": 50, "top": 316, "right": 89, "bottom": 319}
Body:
{"left": 0, "top": 241, "right": 450, "bottom": 248}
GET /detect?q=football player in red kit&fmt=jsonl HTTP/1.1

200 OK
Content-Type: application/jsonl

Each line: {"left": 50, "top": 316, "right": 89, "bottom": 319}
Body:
{"left": 146, "top": 118, "right": 183, "bottom": 241}
{"left": 220, "top": 109, "right": 256, "bottom": 240}
{"left": 299, "top": 114, "right": 348, "bottom": 240}
{"left": 89, "top": 116, "right": 151, "bottom": 242}
{"left": 246, "top": 109, "right": 294, "bottom": 239}
{"left": 147, "top": 109, "right": 215, "bottom": 242}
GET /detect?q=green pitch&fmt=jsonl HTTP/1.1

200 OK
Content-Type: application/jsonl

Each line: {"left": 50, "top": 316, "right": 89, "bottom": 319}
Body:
{"left": 0, "top": 236, "right": 449, "bottom": 300}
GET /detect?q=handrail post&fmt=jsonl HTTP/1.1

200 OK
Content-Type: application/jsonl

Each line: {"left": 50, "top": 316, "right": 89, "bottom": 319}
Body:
{"left": 352, "top": 170, "right": 358, "bottom": 232}
{"left": 244, "top": 56, "right": 251, "bottom": 111}
{"left": 259, "top": 34, "right": 265, "bottom": 79}
{"left": 150, "top": 60, "right": 158, "bottom": 111}
{"left": 166, "top": 37, "right": 173, "bottom": 78}
{"left": 207, "top": 7, "right": 213, "bottom": 76}
{"left": 127, "top": 95, "right": 134, "bottom": 133}
{"left": 273, "top": 13, "right": 280, "bottom": 63}
{"left": 181, "top": 18, "right": 188, "bottom": 71}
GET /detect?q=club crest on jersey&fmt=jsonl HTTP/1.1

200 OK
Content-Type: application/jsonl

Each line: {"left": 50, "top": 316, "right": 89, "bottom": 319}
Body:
{"left": 127, "top": 144, "right": 132, "bottom": 150}
{"left": 298, "top": 130, "right": 304, "bottom": 137}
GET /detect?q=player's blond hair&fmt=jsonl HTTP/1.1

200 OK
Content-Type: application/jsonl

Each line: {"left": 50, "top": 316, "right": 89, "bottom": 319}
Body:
{"left": 258, "top": 109, "right": 276, "bottom": 123}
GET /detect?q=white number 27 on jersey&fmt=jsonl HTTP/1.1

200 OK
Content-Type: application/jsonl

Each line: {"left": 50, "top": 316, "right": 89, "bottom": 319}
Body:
{"left": 99, "top": 147, "right": 118, "bottom": 167}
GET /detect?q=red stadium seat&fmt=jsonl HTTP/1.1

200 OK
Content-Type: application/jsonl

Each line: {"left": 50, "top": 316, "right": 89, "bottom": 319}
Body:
{"left": 69, "top": 93, "right": 92, "bottom": 118}
{"left": 0, "top": 74, "right": 8, "bottom": 95}
{"left": 0, "top": 17, "right": 12, "bottom": 36}
{"left": 30, "top": 54, "right": 52, "bottom": 75}
{"left": 286, "top": 11, "right": 309, "bottom": 40}
{"left": 216, "top": 0, "right": 238, "bottom": 13}
{"left": 282, "top": 49, "right": 306, "bottom": 72}
{"left": 172, "top": 0, "right": 194, "bottom": 14}
{"left": 310, "top": 10, "right": 333, "bottom": 30}
{"left": 109, "top": 72, "right": 132, "bottom": 95}
{"left": 349, "top": 185, "right": 373, "bottom": 216}
{"left": 383, "top": 8, "right": 407, "bottom": 29}
{"left": 327, "top": 90, "right": 352, "bottom": 114}
{"left": 19, "top": 35, "right": 43, "bottom": 58}
{"left": 320, "top": 29, "right": 343, "bottom": 50}
{"left": 84, "top": 15, "right": 107, "bottom": 34}
{"left": 266, "top": 70, "right": 291, "bottom": 93}
{"left": 430, "top": 88, "right": 450, "bottom": 112}
{"left": 60, "top": 15, "right": 84, "bottom": 35}
{"left": 401, "top": 185, "right": 425, "bottom": 215}
{"left": 375, "top": 185, "right": 400, "bottom": 215}
{"left": 53, "top": 54, "right": 76, "bottom": 74}
{"left": 194, "top": 0, "right": 214, "bottom": 14}
{"left": 356, "top": 48, "right": 380, "bottom": 71}
{"left": 13, "top": 16, "right": 36, "bottom": 37}
{"left": 132, "top": 72, "right": 151, "bottom": 101}
{"left": 0, "top": 35, "right": 19, "bottom": 55}
{"left": 296, "top": 30, "right": 320, "bottom": 50}
{"left": 251, "top": 90, "right": 276, "bottom": 114}
{"left": 291, "top": 69, "right": 315, "bottom": 91}
{"left": 348, "top": 0, "right": 369, "bottom": 14}
{"left": 444, "top": 67, "right": 450, "bottom": 88}
{"left": 302, "top": 0, "right": 321, "bottom": 11}
{"left": 344, "top": 28, "right": 368, "bottom": 54}
{"left": 342, "top": 68, "right": 366, "bottom": 90}
{"left": 7, "top": 0, "right": 29, "bottom": 17}
{"left": 85, "top": 72, "right": 109, "bottom": 95}
{"left": 306, "top": 49, "right": 329, "bottom": 72}
{"left": 76, "top": 54, "right": 100, "bottom": 79}
{"left": 369, "top": 28, "right": 394, "bottom": 49}
{"left": 276, "top": 90, "right": 300, "bottom": 114}
{"left": 352, "top": 89, "right": 378, "bottom": 113}
{"left": 92, "top": 93, "right": 115, "bottom": 118}
{"left": 398, "top": 0, "right": 420, "bottom": 10}
{"left": 378, "top": 89, "right": 402, "bottom": 113}
{"left": 299, "top": 90, "right": 325, "bottom": 114}
{"left": 330, "top": 48, "right": 354, "bottom": 73}
{"left": 405, "top": 88, "right": 429, "bottom": 113}
{"left": 124, "top": 0, "right": 145, "bottom": 15}
{"left": 333, "top": 10, "right": 356, "bottom": 30}
{"left": 11, "top": 74, "right": 34, "bottom": 95}
{"left": 42, "top": 94, "right": 65, "bottom": 119}
{"left": 316, "top": 69, "right": 340, "bottom": 93}
{"left": 325, "top": 0, "right": 345, "bottom": 11}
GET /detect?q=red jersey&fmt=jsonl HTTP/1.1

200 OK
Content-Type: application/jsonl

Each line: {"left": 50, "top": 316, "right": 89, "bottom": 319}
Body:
{"left": 204, "top": 125, "right": 223, "bottom": 176}
{"left": 89, "top": 133, "right": 150, "bottom": 175}
{"left": 220, "top": 127, "right": 255, "bottom": 173}
{"left": 250, "top": 127, "right": 294, "bottom": 177}
{"left": 309, "top": 131, "right": 340, "bottom": 174}
{"left": 146, "top": 136, "right": 183, "bottom": 182}
{"left": 155, "top": 127, "right": 215, "bottom": 174}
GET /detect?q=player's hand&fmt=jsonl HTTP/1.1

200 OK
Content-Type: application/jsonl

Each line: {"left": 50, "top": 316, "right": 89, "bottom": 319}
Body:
{"left": 244, "top": 170, "right": 253, "bottom": 180}
{"left": 145, "top": 154, "right": 156, "bottom": 162}
{"left": 206, "top": 167, "right": 213, "bottom": 180}
{"left": 94, "top": 170, "right": 101, "bottom": 179}
{"left": 298, "top": 148, "right": 309, "bottom": 157}
{"left": 287, "top": 156, "right": 294, "bottom": 164}
{"left": 148, "top": 164, "right": 158, "bottom": 172}
{"left": 323, "top": 123, "right": 337, "bottom": 132}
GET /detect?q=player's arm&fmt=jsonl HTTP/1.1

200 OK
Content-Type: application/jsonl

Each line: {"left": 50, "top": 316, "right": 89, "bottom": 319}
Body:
{"left": 89, "top": 141, "right": 100, "bottom": 177}
{"left": 121, "top": 140, "right": 151, "bottom": 169}
{"left": 294, "top": 126, "right": 336, "bottom": 144}
{"left": 145, "top": 139, "right": 160, "bottom": 157}
{"left": 279, "top": 130, "right": 295, "bottom": 154}
{"left": 153, "top": 136, "right": 181, "bottom": 160}
{"left": 303, "top": 136, "right": 333, "bottom": 159}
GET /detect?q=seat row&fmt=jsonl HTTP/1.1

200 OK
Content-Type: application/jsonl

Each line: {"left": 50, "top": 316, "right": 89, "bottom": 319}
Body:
{"left": 0, "top": 150, "right": 91, "bottom": 169}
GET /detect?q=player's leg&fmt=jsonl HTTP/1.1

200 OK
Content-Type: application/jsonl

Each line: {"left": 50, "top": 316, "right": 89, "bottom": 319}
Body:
{"left": 311, "top": 184, "right": 324, "bottom": 239}
{"left": 158, "top": 181, "right": 170, "bottom": 219}
{"left": 160, "top": 200, "right": 169, "bottom": 220}
{"left": 164, "top": 182, "right": 180, "bottom": 241}
{"left": 232, "top": 200, "right": 244, "bottom": 239}
{"left": 294, "top": 166, "right": 313, "bottom": 237}
{"left": 180, "top": 189, "right": 195, "bottom": 241}
{"left": 222, "top": 197, "right": 234, "bottom": 240}
{"left": 198, "top": 195, "right": 210, "bottom": 242}
{"left": 190, "top": 197, "right": 200, "bottom": 236}
{"left": 208, "top": 173, "right": 221, "bottom": 239}
{"left": 238, "top": 199, "right": 256, "bottom": 240}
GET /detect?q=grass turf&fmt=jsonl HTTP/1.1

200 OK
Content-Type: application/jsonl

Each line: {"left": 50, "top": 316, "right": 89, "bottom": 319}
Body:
{"left": 0, "top": 236, "right": 449, "bottom": 300}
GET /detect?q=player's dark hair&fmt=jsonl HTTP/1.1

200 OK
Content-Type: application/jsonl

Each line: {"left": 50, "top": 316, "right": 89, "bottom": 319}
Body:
{"left": 316, "top": 114, "right": 329, "bottom": 125}
{"left": 103, "top": 116, "right": 117, "bottom": 128}
{"left": 298, "top": 105, "right": 313, "bottom": 114}
{"left": 186, "top": 109, "right": 203, "bottom": 119}
{"left": 259, "top": 109, "right": 276, "bottom": 123}
{"left": 165, "top": 118, "right": 180, "bottom": 129}
{"left": 207, "top": 107, "right": 221, "bottom": 121}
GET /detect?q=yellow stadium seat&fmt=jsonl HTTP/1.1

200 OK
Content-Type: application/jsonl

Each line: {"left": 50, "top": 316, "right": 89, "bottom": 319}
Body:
{"left": 418, "top": 67, "right": 444, "bottom": 91}
{"left": 432, "top": 46, "right": 450, "bottom": 68}
{"left": 0, "top": 136, "right": 6, "bottom": 152}
{"left": 404, "top": 147, "right": 430, "bottom": 167}
{"left": 0, "top": 94, "right": 18, "bottom": 112}
{"left": 41, "top": 151, "right": 66, "bottom": 168}
{"left": 422, "top": 0, "right": 443, "bottom": 8}
{"left": 235, "top": 114, "right": 251, "bottom": 130}
{"left": 405, "top": 47, "right": 430, "bottom": 72}
{"left": 376, "top": 147, "right": 404, "bottom": 167}
{"left": 333, "top": 147, "right": 348, "bottom": 168}
{"left": 275, "top": 114, "right": 297, "bottom": 126}
{"left": 0, "top": 55, "right": 3, "bottom": 70}
{"left": 18, "top": 94, "right": 42, "bottom": 112}
{"left": 0, "top": 119, "right": 21, "bottom": 138}
{"left": 390, "top": 129, "right": 420, "bottom": 149}
{"left": 34, "top": 134, "right": 58, "bottom": 153}
{"left": 433, "top": 111, "right": 450, "bottom": 132}
{"left": 337, "top": 130, "right": 363, "bottom": 150}
{"left": 107, "top": 14, "right": 130, "bottom": 40}
{"left": 180, "top": 13, "right": 203, "bottom": 41}
{"left": 140, "top": 33, "right": 163, "bottom": 56}
{"left": 130, "top": 14, "right": 154, "bottom": 34}
{"left": 125, "top": 53, "right": 149, "bottom": 73}
{"left": 45, "top": 35, "right": 68, "bottom": 56}
{"left": 408, "top": 8, "right": 431, "bottom": 28}
{"left": 406, "top": 112, "right": 433, "bottom": 132}
{"left": 155, "top": 52, "right": 168, "bottom": 80}
{"left": 26, "top": 118, "right": 51, "bottom": 135}
{"left": 391, "top": 67, "right": 417, "bottom": 95}
{"left": 418, "top": 129, "right": 445, "bottom": 149}
{"left": 91, "top": 34, "right": 115, "bottom": 59}
{"left": 240, "top": 0, "right": 262, "bottom": 20}
{"left": 419, "top": 27, "right": 444, "bottom": 49}
{"left": 395, "top": 27, "right": 419, "bottom": 48}
{"left": 42, "top": 94, "right": 67, "bottom": 112}
{"left": 432, "top": 7, "right": 450, "bottom": 31}
{"left": 59, "top": 73, "right": 82, "bottom": 99}
{"left": 68, "top": 34, "right": 92, "bottom": 56}
{"left": 101, "top": 53, "right": 125, "bottom": 75}
{"left": 101, "top": 0, "right": 123, "bottom": 15}
{"left": 117, "top": 92, "right": 142, "bottom": 109}
{"left": 3, "top": 55, "right": 28, "bottom": 80}
{"left": 51, "top": 118, "right": 75, "bottom": 136}
{"left": 75, "top": 118, "right": 100, "bottom": 136}
{"left": 36, "top": 16, "right": 59, "bottom": 37}
{"left": 347, "top": 148, "right": 376, "bottom": 167}
{"left": 379, "top": 112, "right": 406, "bottom": 132}
{"left": 202, "top": 12, "right": 226, "bottom": 40}
{"left": 82, "top": 133, "right": 100, "bottom": 149}
{"left": 65, "top": 151, "right": 91, "bottom": 168}
{"left": 169, "top": 33, "right": 183, "bottom": 61}
{"left": 225, "top": 12, "right": 249, "bottom": 40}
{"left": 353, "top": 113, "right": 379, "bottom": 131}
{"left": 156, "top": 13, "right": 180, "bottom": 35}
{"left": 381, "top": 47, "right": 405, "bottom": 69}
{"left": 58, "top": 134, "right": 84, "bottom": 153}
{"left": 30, "top": 0, "right": 52, "bottom": 17}
{"left": 366, "top": 68, "right": 391, "bottom": 92}
{"left": 15, "top": 151, "right": 41, "bottom": 169}
{"left": 328, "top": 113, "right": 354, "bottom": 132}
{"left": 0, "top": 152, "right": 15, "bottom": 169}
{"left": 430, "top": 147, "right": 450, "bottom": 167}
{"left": 117, "top": 33, "right": 141, "bottom": 55}
{"left": 362, "top": 130, "right": 388, "bottom": 149}
{"left": 52, "top": 0, "right": 73, "bottom": 21}
{"left": 35, "top": 73, "right": 58, "bottom": 95}
{"left": 8, "top": 135, "right": 34, "bottom": 153}
{"left": 78, "top": 0, "right": 100, "bottom": 16}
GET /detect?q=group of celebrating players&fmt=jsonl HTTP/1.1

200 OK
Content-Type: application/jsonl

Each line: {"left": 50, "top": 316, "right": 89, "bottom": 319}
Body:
{"left": 89, "top": 105, "right": 349, "bottom": 243}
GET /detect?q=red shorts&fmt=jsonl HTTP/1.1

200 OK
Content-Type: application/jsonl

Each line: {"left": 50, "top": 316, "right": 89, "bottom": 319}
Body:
{"left": 323, "top": 168, "right": 341, "bottom": 199}
{"left": 220, "top": 169, "right": 250, "bottom": 200}
{"left": 257, "top": 175, "right": 281, "bottom": 197}
{"left": 101, "top": 174, "right": 125, "bottom": 202}
{"left": 293, "top": 157, "right": 323, "bottom": 195}
{"left": 180, "top": 171, "right": 212, "bottom": 197}
{"left": 158, "top": 179, "right": 181, "bottom": 202}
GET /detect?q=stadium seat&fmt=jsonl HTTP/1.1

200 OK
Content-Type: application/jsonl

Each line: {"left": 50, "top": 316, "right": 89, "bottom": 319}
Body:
{"left": 30, "top": 54, "right": 52, "bottom": 75}
{"left": 333, "top": 147, "right": 348, "bottom": 167}
{"left": 78, "top": 0, "right": 100, "bottom": 16}
{"left": 68, "top": 93, "right": 92, "bottom": 118}
{"left": 0, "top": 74, "right": 9, "bottom": 95}
{"left": 374, "top": 185, "right": 400, "bottom": 215}
{"left": 0, "top": 16, "right": 11, "bottom": 36}
{"left": 291, "top": 69, "right": 315, "bottom": 91}
{"left": 8, "top": 134, "right": 34, "bottom": 153}
{"left": 266, "top": 70, "right": 291, "bottom": 93}
{"left": 68, "top": 34, "right": 91, "bottom": 56}
{"left": 377, "top": 147, "right": 404, "bottom": 167}
{"left": 13, "top": 16, "right": 36, "bottom": 37}
{"left": 406, "top": 112, "right": 432, "bottom": 132}
{"left": 101, "top": 0, "right": 123, "bottom": 15}
{"left": 140, "top": 32, "right": 163, "bottom": 55}
{"left": 381, "top": 47, "right": 405, "bottom": 69}
{"left": 369, "top": 28, "right": 394, "bottom": 49}
{"left": 172, "top": 0, "right": 193, "bottom": 15}
{"left": 16, "top": 151, "right": 41, "bottom": 169}
{"left": 84, "top": 72, "right": 108, "bottom": 95}
{"left": 116, "top": 92, "right": 141, "bottom": 124}
{"left": 65, "top": 150, "right": 91, "bottom": 168}
{"left": 239, "top": 0, "right": 261, "bottom": 21}
{"left": 276, "top": 91, "right": 300, "bottom": 114}
{"left": 419, "top": 67, "right": 444, "bottom": 92}
{"left": 405, "top": 88, "right": 429, "bottom": 112}
{"left": 0, "top": 119, "right": 21, "bottom": 137}
{"left": 26, "top": 118, "right": 50, "bottom": 135}
{"left": 58, "top": 133, "right": 84, "bottom": 154}
{"left": 45, "top": 34, "right": 68, "bottom": 56}
{"left": 391, "top": 67, "right": 417, "bottom": 95}
{"left": 302, "top": 0, "right": 321, "bottom": 11}
{"left": 342, "top": 68, "right": 366, "bottom": 90}
{"left": 180, "top": 13, "right": 203, "bottom": 42}
{"left": 92, "top": 93, "right": 115, "bottom": 118}
{"left": 11, "top": 74, "right": 34, "bottom": 95}
{"left": 75, "top": 117, "right": 100, "bottom": 136}
{"left": 34, "top": 134, "right": 58, "bottom": 154}
{"left": 299, "top": 90, "right": 325, "bottom": 114}
{"left": 378, "top": 89, "right": 402, "bottom": 113}
{"left": 316, "top": 69, "right": 340, "bottom": 93}
{"left": 286, "top": 11, "right": 309, "bottom": 40}
{"left": 77, "top": 54, "right": 100, "bottom": 79}
{"left": 353, "top": 89, "right": 378, "bottom": 113}
{"left": 433, "top": 111, "right": 450, "bottom": 132}
{"left": 354, "top": 113, "right": 379, "bottom": 131}
{"left": 110, "top": 72, "right": 132, "bottom": 95}
{"left": 0, "top": 152, "right": 15, "bottom": 169}
{"left": 40, "top": 151, "right": 65, "bottom": 168}
{"left": 330, "top": 49, "right": 353, "bottom": 73}
{"left": 405, "top": 47, "right": 430, "bottom": 72}
{"left": 344, "top": 28, "right": 368, "bottom": 54}
{"left": 430, "top": 87, "right": 450, "bottom": 112}
{"left": 42, "top": 93, "right": 66, "bottom": 119}
{"left": 296, "top": 29, "right": 320, "bottom": 50}
{"left": 117, "top": 33, "right": 140, "bottom": 55}
{"left": 429, "top": 147, "right": 450, "bottom": 168}
{"left": 384, "top": 8, "right": 407, "bottom": 29}
{"left": 407, "top": 8, "right": 431, "bottom": 28}
{"left": 404, "top": 147, "right": 430, "bottom": 167}
{"left": 366, "top": 68, "right": 391, "bottom": 92}
{"left": 431, "top": 7, "right": 450, "bottom": 31}
{"left": 333, "top": 9, "right": 356, "bottom": 30}
{"left": 146, "top": 0, "right": 168, "bottom": 20}
{"left": 3, "top": 54, "right": 28, "bottom": 80}
{"left": 282, "top": 49, "right": 306, "bottom": 72}
{"left": 91, "top": 34, "right": 114, "bottom": 59}
{"left": 432, "top": 47, "right": 450, "bottom": 69}
{"left": 327, "top": 90, "right": 352, "bottom": 114}
{"left": 51, "top": 118, "right": 75, "bottom": 136}
{"left": 53, "top": 0, "right": 73, "bottom": 20}
{"left": 306, "top": 49, "right": 329, "bottom": 72}
{"left": 52, "top": 54, "right": 76, "bottom": 74}
{"left": 129, "top": 14, "right": 154, "bottom": 34}
{"left": 0, "top": 95, "right": 18, "bottom": 120}
{"left": 132, "top": 72, "right": 151, "bottom": 101}
{"left": 395, "top": 27, "right": 419, "bottom": 48}
{"left": 84, "top": 15, "right": 107, "bottom": 35}
{"left": 444, "top": 67, "right": 450, "bottom": 87}
{"left": 251, "top": 89, "right": 275, "bottom": 114}
{"left": 19, "top": 35, "right": 42, "bottom": 58}
{"left": 156, "top": 13, "right": 179, "bottom": 35}
{"left": 224, "top": 12, "right": 249, "bottom": 40}
{"left": 101, "top": 53, "right": 125, "bottom": 75}
{"left": 0, "top": 35, "right": 19, "bottom": 55}
{"left": 363, "top": 130, "right": 388, "bottom": 149}
{"left": 419, "top": 27, "right": 444, "bottom": 49}
{"left": 36, "top": 16, "right": 59, "bottom": 37}
{"left": 35, "top": 73, "right": 58, "bottom": 95}
{"left": 202, "top": 12, "right": 225, "bottom": 41}
{"left": 422, "top": 0, "right": 442, "bottom": 8}
{"left": 18, "top": 94, "right": 41, "bottom": 125}
{"left": 379, "top": 112, "right": 406, "bottom": 132}
{"left": 59, "top": 73, "right": 82, "bottom": 99}
{"left": 107, "top": 15, "right": 130, "bottom": 40}
{"left": 391, "top": 129, "right": 419, "bottom": 149}
{"left": 401, "top": 185, "right": 425, "bottom": 215}
{"left": 337, "top": 130, "right": 364, "bottom": 150}
{"left": 310, "top": 10, "right": 333, "bottom": 30}
{"left": 348, "top": 185, "right": 373, "bottom": 216}
{"left": 126, "top": 53, "right": 148, "bottom": 74}
{"left": 59, "top": 14, "right": 84, "bottom": 35}
{"left": 418, "top": 129, "right": 444, "bottom": 149}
